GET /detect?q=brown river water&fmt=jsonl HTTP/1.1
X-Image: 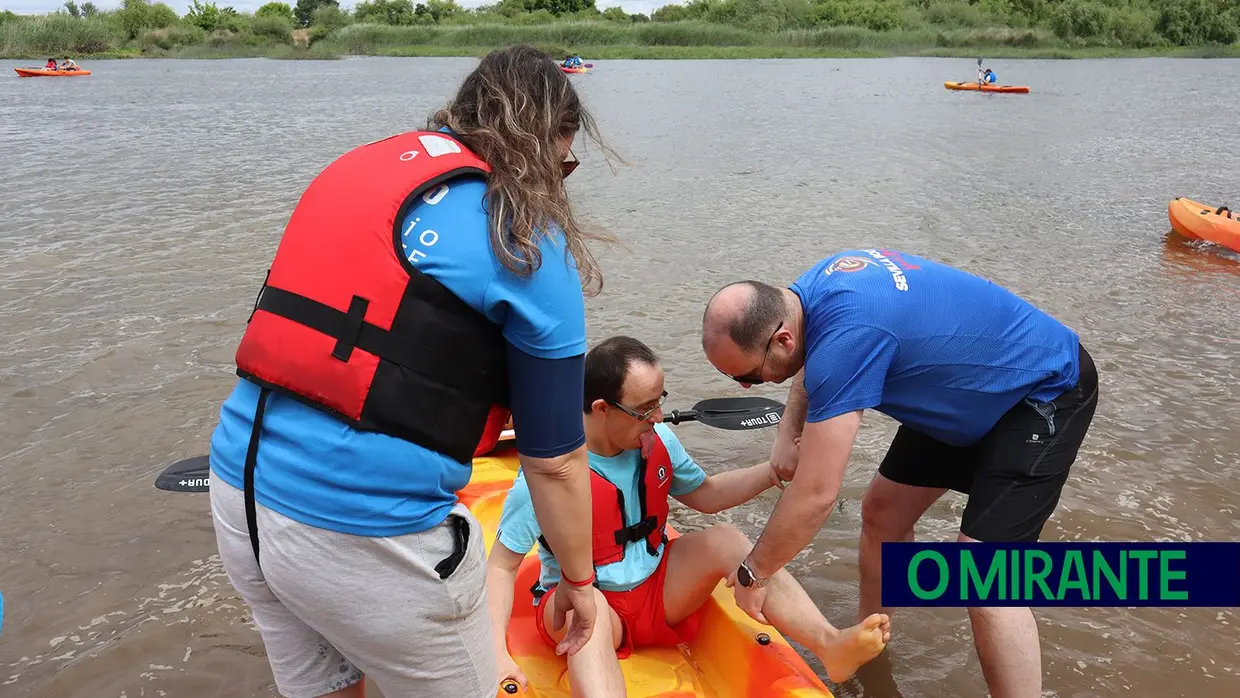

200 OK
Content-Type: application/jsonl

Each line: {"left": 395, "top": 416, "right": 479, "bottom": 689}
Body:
{"left": 1, "top": 56, "right": 1238, "bottom": 698}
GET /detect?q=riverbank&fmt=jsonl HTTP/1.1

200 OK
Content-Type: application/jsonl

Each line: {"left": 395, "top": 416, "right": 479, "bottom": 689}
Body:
{"left": 8, "top": 39, "right": 1240, "bottom": 61}
{"left": 3, "top": 18, "right": 1239, "bottom": 61}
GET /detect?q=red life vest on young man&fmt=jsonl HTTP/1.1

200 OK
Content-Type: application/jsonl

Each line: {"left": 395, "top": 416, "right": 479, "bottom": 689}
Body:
{"left": 539, "top": 431, "right": 674, "bottom": 568}
{"left": 234, "top": 130, "right": 511, "bottom": 465}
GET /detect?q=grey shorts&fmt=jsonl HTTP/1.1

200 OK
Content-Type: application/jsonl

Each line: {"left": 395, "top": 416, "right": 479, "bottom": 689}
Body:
{"left": 209, "top": 471, "right": 496, "bottom": 698}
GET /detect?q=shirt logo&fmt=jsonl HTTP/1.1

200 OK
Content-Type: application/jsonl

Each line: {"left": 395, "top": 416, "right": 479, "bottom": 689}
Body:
{"left": 862, "top": 249, "right": 911, "bottom": 292}
{"left": 657, "top": 466, "right": 668, "bottom": 482}
{"left": 824, "top": 256, "right": 877, "bottom": 276}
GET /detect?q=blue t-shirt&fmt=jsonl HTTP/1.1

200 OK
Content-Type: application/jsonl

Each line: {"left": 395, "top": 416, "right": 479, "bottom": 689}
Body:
{"left": 495, "top": 423, "right": 707, "bottom": 593}
{"left": 790, "top": 249, "right": 1080, "bottom": 447}
{"left": 210, "top": 170, "right": 588, "bottom": 537}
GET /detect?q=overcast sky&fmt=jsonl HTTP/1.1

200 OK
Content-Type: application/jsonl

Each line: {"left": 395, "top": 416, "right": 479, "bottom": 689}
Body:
{"left": 4, "top": 0, "right": 677, "bottom": 16}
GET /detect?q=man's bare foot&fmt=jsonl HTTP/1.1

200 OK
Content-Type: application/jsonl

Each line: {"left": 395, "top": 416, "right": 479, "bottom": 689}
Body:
{"left": 816, "top": 613, "right": 891, "bottom": 684}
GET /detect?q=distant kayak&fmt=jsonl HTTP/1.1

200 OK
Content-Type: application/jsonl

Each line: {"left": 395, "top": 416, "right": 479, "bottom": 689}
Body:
{"left": 560, "top": 66, "right": 587, "bottom": 74}
{"left": 1168, "top": 197, "right": 1239, "bottom": 253}
{"left": 15, "top": 68, "right": 92, "bottom": 77}
{"left": 944, "top": 81, "right": 1028, "bottom": 94}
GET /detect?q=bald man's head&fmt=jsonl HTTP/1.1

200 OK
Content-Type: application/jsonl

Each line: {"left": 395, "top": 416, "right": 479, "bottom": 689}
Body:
{"left": 702, "top": 280, "right": 787, "bottom": 354}
{"left": 701, "top": 280, "right": 804, "bottom": 386}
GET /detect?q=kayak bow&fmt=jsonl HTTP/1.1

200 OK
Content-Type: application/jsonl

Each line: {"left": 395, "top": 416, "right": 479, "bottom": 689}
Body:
{"left": 1168, "top": 197, "right": 1240, "bottom": 253}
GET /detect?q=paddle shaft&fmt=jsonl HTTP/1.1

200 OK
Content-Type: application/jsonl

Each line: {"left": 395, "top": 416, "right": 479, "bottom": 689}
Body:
{"left": 155, "top": 397, "right": 784, "bottom": 493}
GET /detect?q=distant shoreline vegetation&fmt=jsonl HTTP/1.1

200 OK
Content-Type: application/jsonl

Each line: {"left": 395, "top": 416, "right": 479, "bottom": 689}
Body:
{"left": 2, "top": 0, "right": 1239, "bottom": 61}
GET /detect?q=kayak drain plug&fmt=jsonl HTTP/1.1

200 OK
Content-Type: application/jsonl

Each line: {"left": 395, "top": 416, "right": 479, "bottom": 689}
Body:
{"left": 756, "top": 633, "right": 771, "bottom": 646}
{"left": 501, "top": 679, "right": 520, "bottom": 694}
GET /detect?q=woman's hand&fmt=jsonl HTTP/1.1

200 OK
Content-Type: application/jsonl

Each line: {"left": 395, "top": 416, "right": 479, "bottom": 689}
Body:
{"left": 551, "top": 580, "right": 597, "bottom": 657}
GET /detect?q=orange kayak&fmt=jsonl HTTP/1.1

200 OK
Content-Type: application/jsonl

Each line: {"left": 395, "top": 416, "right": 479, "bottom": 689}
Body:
{"left": 459, "top": 444, "right": 834, "bottom": 698}
{"left": 944, "top": 81, "right": 1029, "bottom": 94}
{"left": 1168, "top": 197, "right": 1240, "bottom": 253}
{"left": 14, "top": 68, "right": 91, "bottom": 77}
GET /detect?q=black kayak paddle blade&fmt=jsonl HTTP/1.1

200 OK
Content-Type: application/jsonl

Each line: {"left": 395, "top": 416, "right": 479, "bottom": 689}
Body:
{"left": 155, "top": 456, "right": 210, "bottom": 493}
{"left": 663, "top": 396, "right": 784, "bottom": 430}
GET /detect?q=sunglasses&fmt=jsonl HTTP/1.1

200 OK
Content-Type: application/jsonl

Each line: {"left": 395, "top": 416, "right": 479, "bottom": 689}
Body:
{"left": 608, "top": 390, "right": 667, "bottom": 422}
{"left": 562, "top": 148, "right": 579, "bottom": 179}
{"left": 720, "top": 322, "right": 782, "bottom": 386}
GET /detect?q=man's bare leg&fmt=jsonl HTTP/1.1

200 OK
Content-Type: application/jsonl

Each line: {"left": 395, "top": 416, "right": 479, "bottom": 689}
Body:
{"left": 663, "top": 524, "right": 890, "bottom": 683}
{"left": 857, "top": 473, "right": 946, "bottom": 621}
{"left": 959, "top": 532, "right": 1042, "bottom": 698}
{"left": 540, "top": 587, "right": 627, "bottom": 698}
{"left": 858, "top": 473, "right": 1042, "bottom": 698}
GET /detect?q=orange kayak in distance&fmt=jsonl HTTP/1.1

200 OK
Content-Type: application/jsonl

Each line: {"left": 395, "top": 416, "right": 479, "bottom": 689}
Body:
{"left": 15, "top": 67, "right": 92, "bottom": 77}
{"left": 944, "top": 81, "right": 1029, "bottom": 94}
{"left": 1168, "top": 197, "right": 1240, "bottom": 253}
{"left": 459, "top": 444, "right": 835, "bottom": 698}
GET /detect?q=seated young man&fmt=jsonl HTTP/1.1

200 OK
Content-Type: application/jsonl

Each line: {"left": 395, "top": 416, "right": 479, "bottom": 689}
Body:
{"left": 485, "top": 336, "right": 891, "bottom": 696}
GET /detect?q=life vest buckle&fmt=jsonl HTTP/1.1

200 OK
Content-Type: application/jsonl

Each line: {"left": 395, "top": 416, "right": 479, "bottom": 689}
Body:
{"left": 614, "top": 515, "right": 659, "bottom": 545}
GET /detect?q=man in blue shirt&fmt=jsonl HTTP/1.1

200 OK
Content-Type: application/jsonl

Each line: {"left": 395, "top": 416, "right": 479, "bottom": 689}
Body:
{"left": 485, "top": 336, "right": 891, "bottom": 694}
{"left": 701, "top": 249, "right": 1099, "bottom": 698}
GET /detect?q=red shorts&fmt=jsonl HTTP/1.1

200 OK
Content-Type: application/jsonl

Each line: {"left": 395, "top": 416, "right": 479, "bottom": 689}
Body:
{"left": 534, "top": 539, "right": 704, "bottom": 659}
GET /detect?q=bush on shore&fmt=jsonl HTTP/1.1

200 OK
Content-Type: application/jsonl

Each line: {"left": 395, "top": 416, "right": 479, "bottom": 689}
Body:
{"left": 1, "top": 0, "right": 1238, "bottom": 59}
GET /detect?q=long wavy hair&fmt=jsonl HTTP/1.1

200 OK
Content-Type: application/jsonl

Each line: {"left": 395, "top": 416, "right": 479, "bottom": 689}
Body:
{"left": 431, "top": 45, "right": 613, "bottom": 296}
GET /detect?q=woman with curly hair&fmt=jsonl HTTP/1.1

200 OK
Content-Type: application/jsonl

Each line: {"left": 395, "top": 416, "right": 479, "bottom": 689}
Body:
{"left": 208, "top": 44, "right": 612, "bottom": 698}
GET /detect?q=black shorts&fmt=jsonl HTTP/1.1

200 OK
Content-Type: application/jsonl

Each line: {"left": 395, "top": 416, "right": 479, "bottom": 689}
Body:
{"left": 878, "top": 344, "right": 1099, "bottom": 542}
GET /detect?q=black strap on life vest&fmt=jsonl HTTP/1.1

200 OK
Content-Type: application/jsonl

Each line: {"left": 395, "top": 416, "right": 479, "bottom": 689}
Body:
{"left": 434, "top": 514, "right": 470, "bottom": 580}
{"left": 632, "top": 455, "right": 663, "bottom": 556}
{"left": 255, "top": 285, "right": 460, "bottom": 370}
{"left": 613, "top": 515, "right": 660, "bottom": 547}
{"left": 244, "top": 387, "right": 272, "bottom": 567}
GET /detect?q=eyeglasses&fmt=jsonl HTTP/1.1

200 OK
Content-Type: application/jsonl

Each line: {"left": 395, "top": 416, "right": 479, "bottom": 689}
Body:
{"left": 608, "top": 390, "right": 667, "bottom": 422}
{"left": 561, "top": 148, "right": 579, "bottom": 179}
{"left": 720, "top": 322, "right": 782, "bottom": 386}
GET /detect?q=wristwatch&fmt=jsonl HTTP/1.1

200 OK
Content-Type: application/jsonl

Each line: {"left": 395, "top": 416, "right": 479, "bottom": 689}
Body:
{"left": 736, "top": 560, "right": 769, "bottom": 589}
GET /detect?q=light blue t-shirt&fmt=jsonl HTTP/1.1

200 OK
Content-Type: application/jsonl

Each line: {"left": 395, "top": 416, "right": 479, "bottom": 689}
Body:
{"left": 790, "top": 248, "right": 1080, "bottom": 447}
{"left": 209, "top": 171, "right": 587, "bottom": 537}
{"left": 495, "top": 423, "right": 707, "bottom": 593}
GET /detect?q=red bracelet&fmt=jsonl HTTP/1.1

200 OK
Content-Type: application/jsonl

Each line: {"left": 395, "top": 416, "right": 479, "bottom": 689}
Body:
{"left": 561, "top": 570, "right": 596, "bottom": 587}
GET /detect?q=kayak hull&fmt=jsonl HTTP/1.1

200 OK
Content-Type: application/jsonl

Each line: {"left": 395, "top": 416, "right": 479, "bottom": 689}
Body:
{"left": 15, "top": 68, "right": 91, "bottom": 77}
{"left": 1168, "top": 197, "right": 1240, "bottom": 252}
{"left": 560, "top": 66, "right": 587, "bottom": 74}
{"left": 944, "top": 81, "right": 1029, "bottom": 94}
{"left": 459, "top": 446, "right": 834, "bottom": 698}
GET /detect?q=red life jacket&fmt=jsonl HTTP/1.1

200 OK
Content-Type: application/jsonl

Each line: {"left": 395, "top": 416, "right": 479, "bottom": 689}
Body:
{"left": 539, "top": 432, "right": 674, "bottom": 567}
{"left": 234, "top": 130, "right": 511, "bottom": 465}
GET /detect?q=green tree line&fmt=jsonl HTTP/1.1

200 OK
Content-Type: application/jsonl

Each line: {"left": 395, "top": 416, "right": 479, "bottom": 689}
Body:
{"left": 2, "top": 0, "right": 1238, "bottom": 58}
